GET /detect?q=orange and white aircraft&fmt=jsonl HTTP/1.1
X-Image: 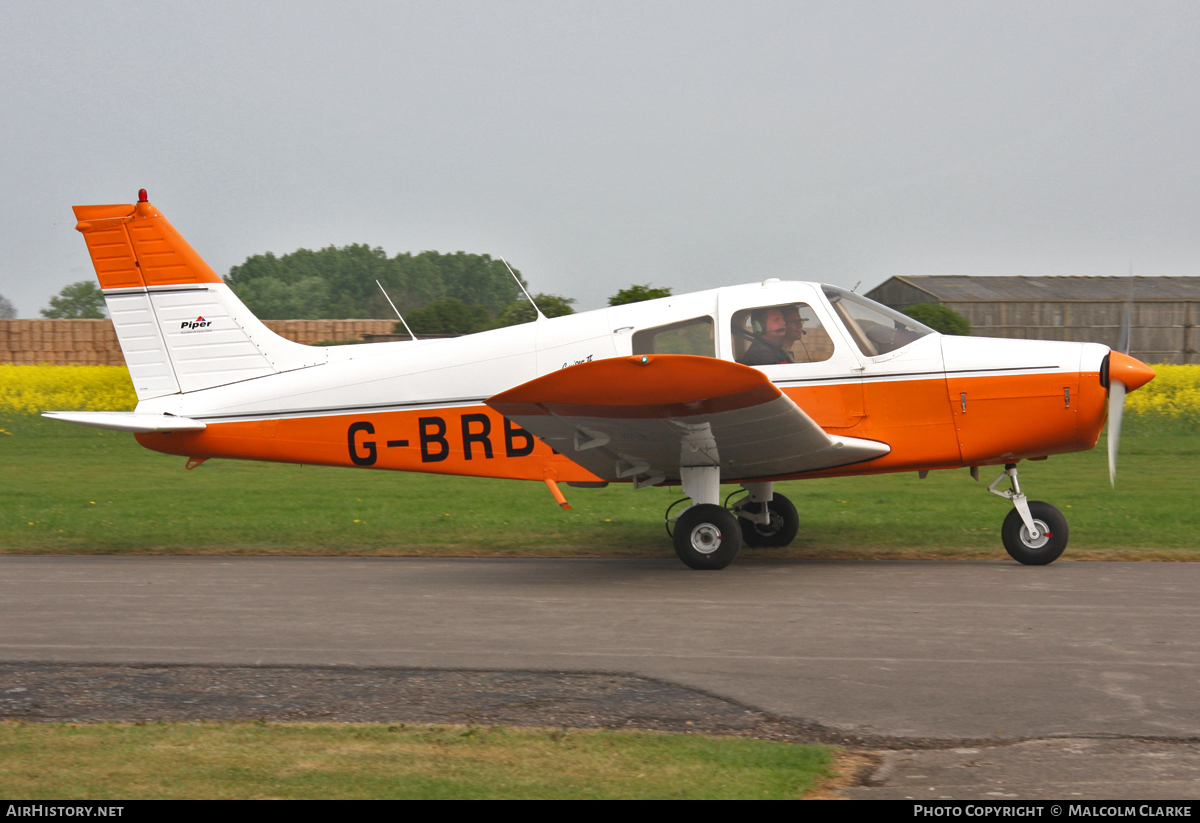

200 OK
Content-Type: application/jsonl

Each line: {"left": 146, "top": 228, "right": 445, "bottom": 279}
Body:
{"left": 46, "top": 192, "right": 1156, "bottom": 570}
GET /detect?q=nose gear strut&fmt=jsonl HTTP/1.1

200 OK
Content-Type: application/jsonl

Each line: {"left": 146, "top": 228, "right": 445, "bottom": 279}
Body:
{"left": 988, "top": 463, "right": 1039, "bottom": 540}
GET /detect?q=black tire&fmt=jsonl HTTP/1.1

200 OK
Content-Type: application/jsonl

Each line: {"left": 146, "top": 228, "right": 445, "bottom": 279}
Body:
{"left": 737, "top": 493, "right": 800, "bottom": 548}
{"left": 673, "top": 504, "right": 743, "bottom": 570}
{"left": 1001, "top": 501, "right": 1068, "bottom": 565}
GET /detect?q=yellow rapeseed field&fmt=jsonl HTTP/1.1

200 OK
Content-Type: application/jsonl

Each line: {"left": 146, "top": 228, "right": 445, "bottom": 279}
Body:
{"left": 0, "top": 365, "right": 137, "bottom": 413}
{"left": 0, "top": 363, "right": 1197, "bottom": 419}
{"left": 1122, "top": 364, "right": 1200, "bottom": 422}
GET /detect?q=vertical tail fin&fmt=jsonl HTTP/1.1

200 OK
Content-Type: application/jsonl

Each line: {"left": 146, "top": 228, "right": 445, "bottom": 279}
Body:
{"left": 73, "top": 194, "right": 325, "bottom": 400}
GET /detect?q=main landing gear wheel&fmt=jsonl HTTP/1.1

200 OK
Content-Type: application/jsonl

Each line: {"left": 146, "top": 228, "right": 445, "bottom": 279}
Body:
{"left": 673, "top": 504, "right": 743, "bottom": 570}
{"left": 737, "top": 493, "right": 799, "bottom": 548}
{"left": 1001, "top": 500, "right": 1068, "bottom": 566}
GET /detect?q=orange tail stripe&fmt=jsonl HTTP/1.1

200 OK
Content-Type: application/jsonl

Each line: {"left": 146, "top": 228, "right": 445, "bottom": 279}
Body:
{"left": 73, "top": 200, "right": 222, "bottom": 290}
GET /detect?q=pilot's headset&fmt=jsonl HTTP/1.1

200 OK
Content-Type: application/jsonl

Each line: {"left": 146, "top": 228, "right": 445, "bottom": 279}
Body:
{"left": 749, "top": 308, "right": 768, "bottom": 335}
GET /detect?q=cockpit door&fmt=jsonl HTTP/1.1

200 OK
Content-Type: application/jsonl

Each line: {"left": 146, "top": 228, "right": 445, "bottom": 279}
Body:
{"left": 717, "top": 285, "right": 867, "bottom": 430}
{"left": 819, "top": 285, "right": 957, "bottom": 462}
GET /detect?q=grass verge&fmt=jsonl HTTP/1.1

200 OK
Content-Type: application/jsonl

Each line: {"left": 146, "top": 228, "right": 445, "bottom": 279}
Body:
{"left": 0, "top": 721, "right": 832, "bottom": 800}
{"left": 1, "top": 412, "right": 1196, "bottom": 557}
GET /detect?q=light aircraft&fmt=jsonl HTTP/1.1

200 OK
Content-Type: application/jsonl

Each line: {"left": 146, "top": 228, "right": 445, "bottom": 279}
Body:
{"left": 46, "top": 192, "right": 1156, "bottom": 570}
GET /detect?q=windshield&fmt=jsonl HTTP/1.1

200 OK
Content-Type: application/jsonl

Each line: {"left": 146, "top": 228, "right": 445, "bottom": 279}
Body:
{"left": 821, "top": 285, "right": 934, "bottom": 357}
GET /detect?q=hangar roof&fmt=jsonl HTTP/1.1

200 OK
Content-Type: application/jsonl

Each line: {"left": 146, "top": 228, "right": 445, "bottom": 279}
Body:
{"left": 881, "top": 276, "right": 1200, "bottom": 301}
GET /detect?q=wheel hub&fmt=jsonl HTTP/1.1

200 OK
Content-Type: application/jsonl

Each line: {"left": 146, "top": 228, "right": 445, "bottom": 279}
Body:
{"left": 689, "top": 523, "right": 723, "bottom": 555}
{"left": 1019, "top": 519, "right": 1052, "bottom": 549}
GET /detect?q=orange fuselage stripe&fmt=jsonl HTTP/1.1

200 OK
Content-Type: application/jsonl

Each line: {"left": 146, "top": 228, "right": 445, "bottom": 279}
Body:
{"left": 136, "top": 370, "right": 1107, "bottom": 482}
{"left": 137, "top": 408, "right": 604, "bottom": 482}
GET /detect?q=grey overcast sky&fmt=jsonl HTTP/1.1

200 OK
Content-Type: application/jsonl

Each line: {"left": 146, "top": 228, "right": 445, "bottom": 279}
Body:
{"left": 2, "top": 0, "right": 1198, "bottom": 316}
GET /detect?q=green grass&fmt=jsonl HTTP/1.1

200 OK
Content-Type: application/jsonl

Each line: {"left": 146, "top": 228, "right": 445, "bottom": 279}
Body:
{"left": 0, "top": 722, "right": 832, "bottom": 800}
{"left": 1, "top": 412, "right": 1196, "bottom": 557}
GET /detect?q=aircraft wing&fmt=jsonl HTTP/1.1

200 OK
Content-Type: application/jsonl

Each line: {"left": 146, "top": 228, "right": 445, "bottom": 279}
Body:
{"left": 486, "top": 355, "right": 889, "bottom": 484}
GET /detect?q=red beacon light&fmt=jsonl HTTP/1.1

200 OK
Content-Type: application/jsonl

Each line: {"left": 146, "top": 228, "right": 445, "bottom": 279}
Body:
{"left": 137, "top": 189, "right": 148, "bottom": 203}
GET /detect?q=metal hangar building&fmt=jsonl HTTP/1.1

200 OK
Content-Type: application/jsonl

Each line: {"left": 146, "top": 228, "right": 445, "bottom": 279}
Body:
{"left": 867, "top": 276, "right": 1200, "bottom": 365}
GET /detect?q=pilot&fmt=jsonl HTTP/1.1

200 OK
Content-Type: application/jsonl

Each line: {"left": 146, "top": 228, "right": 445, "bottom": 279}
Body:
{"left": 739, "top": 307, "right": 794, "bottom": 366}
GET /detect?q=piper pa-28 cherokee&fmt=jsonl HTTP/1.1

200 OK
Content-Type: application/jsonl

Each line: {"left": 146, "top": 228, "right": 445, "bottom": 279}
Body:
{"left": 47, "top": 192, "right": 1156, "bottom": 570}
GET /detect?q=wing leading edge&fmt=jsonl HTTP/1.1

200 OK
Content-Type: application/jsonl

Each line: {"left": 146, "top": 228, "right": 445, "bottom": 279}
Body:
{"left": 486, "top": 355, "right": 889, "bottom": 485}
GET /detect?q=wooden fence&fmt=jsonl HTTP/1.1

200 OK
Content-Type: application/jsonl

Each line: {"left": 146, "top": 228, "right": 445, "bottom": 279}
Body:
{"left": 0, "top": 319, "right": 399, "bottom": 365}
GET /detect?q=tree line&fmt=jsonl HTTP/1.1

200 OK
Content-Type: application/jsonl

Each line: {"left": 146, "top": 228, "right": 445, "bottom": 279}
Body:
{"left": 29, "top": 245, "right": 583, "bottom": 333}
{"left": 24, "top": 257, "right": 975, "bottom": 337}
{"left": 24, "top": 244, "right": 686, "bottom": 336}
{"left": 225, "top": 245, "right": 548, "bottom": 328}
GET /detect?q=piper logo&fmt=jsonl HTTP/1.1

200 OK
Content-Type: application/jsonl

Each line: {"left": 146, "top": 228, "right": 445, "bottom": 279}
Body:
{"left": 180, "top": 316, "right": 213, "bottom": 331}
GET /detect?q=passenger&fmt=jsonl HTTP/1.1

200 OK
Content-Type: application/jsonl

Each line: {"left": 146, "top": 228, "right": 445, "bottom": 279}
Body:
{"left": 739, "top": 307, "right": 794, "bottom": 366}
{"left": 782, "top": 304, "right": 836, "bottom": 363}
{"left": 781, "top": 306, "right": 809, "bottom": 362}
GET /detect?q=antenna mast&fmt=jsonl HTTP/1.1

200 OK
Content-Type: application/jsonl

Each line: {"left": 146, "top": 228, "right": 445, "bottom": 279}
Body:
{"left": 500, "top": 257, "right": 545, "bottom": 321}
{"left": 375, "top": 280, "right": 418, "bottom": 340}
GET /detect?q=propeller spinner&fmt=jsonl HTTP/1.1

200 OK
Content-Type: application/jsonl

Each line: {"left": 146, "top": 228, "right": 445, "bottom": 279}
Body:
{"left": 1105, "top": 351, "right": 1156, "bottom": 487}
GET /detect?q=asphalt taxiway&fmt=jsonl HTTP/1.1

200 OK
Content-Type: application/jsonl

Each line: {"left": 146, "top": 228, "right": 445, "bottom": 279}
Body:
{"left": 2, "top": 556, "right": 1198, "bottom": 798}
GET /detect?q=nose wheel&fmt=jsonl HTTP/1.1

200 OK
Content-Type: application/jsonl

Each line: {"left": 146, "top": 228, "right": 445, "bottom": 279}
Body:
{"left": 1001, "top": 501, "right": 1068, "bottom": 565}
{"left": 988, "top": 464, "right": 1069, "bottom": 565}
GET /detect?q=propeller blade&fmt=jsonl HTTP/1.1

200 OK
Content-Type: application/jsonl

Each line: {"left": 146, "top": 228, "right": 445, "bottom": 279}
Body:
{"left": 1107, "top": 379, "right": 1126, "bottom": 488}
{"left": 1118, "top": 300, "right": 1131, "bottom": 355}
{"left": 1120, "top": 265, "right": 1134, "bottom": 355}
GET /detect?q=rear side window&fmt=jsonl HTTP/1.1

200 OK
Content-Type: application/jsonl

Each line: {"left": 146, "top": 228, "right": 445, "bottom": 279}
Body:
{"left": 632, "top": 316, "right": 715, "bottom": 357}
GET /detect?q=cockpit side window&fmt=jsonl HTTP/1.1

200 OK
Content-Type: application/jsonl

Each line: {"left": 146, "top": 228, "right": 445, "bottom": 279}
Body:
{"left": 821, "top": 286, "right": 933, "bottom": 357}
{"left": 731, "top": 303, "right": 835, "bottom": 366}
{"left": 631, "top": 316, "right": 715, "bottom": 357}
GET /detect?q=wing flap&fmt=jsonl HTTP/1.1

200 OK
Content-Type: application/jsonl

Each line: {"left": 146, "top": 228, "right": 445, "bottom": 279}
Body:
{"left": 487, "top": 355, "right": 888, "bottom": 482}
